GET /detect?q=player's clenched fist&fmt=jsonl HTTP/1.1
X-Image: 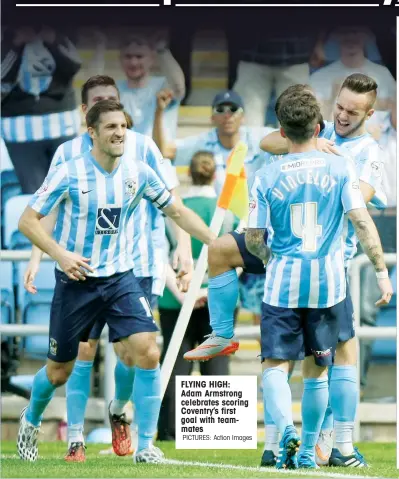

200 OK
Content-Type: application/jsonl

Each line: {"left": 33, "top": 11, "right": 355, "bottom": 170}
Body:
{"left": 54, "top": 250, "right": 94, "bottom": 281}
{"left": 156, "top": 88, "right": 174, "bottom": 111}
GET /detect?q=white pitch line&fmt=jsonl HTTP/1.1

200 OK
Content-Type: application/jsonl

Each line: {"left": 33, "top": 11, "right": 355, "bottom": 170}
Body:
{"left": 164, "top": 458, "right": 388, "bottom": 479}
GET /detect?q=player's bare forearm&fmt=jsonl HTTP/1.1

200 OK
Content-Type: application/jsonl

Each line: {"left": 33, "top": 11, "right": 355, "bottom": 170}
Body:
{"left": 348, "top": 208, "right": 387, "bottom": 272}
{"left": 19, "top": 207, "right": 62, "bottom": 261}
{"left": 163, "top": 203, "right": 216, "bottom": 245}
{"left": 245, "top": 228, "right": 270, "bottom": 263}
{"left": 30, "top": 211, "right": 58, "bottom": 262}
{"left": 260, "top": 131, "right": 288, "bottom": 154}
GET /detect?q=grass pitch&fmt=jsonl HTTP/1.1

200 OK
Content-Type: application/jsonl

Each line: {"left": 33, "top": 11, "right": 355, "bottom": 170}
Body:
{"left": 1, "top": 441, "right": 397, "bottom": 478}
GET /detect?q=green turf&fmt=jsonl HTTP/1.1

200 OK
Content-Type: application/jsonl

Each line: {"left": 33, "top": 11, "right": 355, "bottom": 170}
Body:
{"left": 1, "top": 441, "right": 397, "bottom": 478}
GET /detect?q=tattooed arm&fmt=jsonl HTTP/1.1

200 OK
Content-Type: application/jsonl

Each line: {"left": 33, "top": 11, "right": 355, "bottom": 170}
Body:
{"left": 348, "top": 208, "right": 393, "bottom": 306}
{"left": 245, "top": 228, "right": 271, "bottom": 264}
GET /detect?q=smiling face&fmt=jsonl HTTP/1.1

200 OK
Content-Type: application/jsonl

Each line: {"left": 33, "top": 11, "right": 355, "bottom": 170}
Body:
{"left": 334, "top": 87, "right": 375, "bottom": 138}
{"left": 90, "top": 110, "right": 127, "bottom": 158}
{"left": 120, "top": 41, "right": 154, "bottom": 83}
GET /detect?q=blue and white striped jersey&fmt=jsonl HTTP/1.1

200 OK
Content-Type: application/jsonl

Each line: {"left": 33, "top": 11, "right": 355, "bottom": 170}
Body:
{"left": 49, "top": 129, "right": 178, "bottom": 291}
{"left": 1, "top": 109, "right": 81, "bottom": 143}
{"left": 30, "top": 151, "right": 174, "bottom": 278}
{"left": 118, "top": 77, "right": 180, "bottom": 139}
{"left": 248, "top": 150, "right": 366, "bottom": 308}
{"left": 320, "top": 121, "right": 386, "bottom": 264}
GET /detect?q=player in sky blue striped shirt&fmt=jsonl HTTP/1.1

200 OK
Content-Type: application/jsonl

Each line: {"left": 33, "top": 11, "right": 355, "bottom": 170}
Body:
{"left": 245, "top": 90, "right": 392, "bottom": 470}
{"left": 16, "top": 100, "right": 215, "bottom": 464}
{"left": 22, "top": 75, "right": 187, "bottom": 460}
{"left": 259, "top": 75, "right": 389, "bottom": 468}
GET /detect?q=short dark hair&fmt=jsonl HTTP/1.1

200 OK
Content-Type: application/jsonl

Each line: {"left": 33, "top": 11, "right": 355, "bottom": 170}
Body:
{"left": 277, "top": 92, "right": 321, "bottom": 144}
{"left": 189, "top": 151, "right": 216, "bottom": 186}
{"left": 340, "top": 73, "right": 378, "bottom": 108}
{"left": 81, "top": 75, "right": 119, "bottom": 105}
{"left": 275, "top": 84, "right": 312, "bottom": 116}
{"left": 86, "top": 99, "right": 124, "bottom": 130}
{"left": 275, "top": 84, "right": 325, "bottom": 131}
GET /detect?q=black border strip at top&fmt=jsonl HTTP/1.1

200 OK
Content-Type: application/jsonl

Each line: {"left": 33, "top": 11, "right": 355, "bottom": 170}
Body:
{"left": 2, "top": 0, "right": 397, "bottom": 24}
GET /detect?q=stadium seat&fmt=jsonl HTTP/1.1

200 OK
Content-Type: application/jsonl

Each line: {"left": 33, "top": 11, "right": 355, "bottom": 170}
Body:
{"left": 371, "top": 267, "right": 397, "bottom": 363}
{"left": 18, "top": 261, "right": 55, "bottom": 360}
{"left": 3, "top": 194, "right": 32, "bottom": 249}
{"left": 1, "top": 170, "right": 22, "bottom": 248}
{"left": 0, "top": 261, "right": 15, "bottom": 324}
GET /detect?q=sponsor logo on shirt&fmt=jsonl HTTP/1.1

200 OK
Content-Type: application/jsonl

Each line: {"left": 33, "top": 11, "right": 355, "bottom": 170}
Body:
{"left": 95, "top": 207, "right": 121, "bottom": 235}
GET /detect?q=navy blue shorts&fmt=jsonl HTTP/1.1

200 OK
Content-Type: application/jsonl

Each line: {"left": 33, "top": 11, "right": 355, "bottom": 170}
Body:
{"left": 338, "top": 282, "right": 355, "bottom": 343}
{"left": 229, "top": 230, "right": 267, "bottom": 274}
{"left": 260, "top": 301, "right": 342, "bottom": 367}
{"left": 48, "top": 270, "right": 158, "bottom": 362}
{"left": 88, "top": 277, "right": 156, "bottom": 340}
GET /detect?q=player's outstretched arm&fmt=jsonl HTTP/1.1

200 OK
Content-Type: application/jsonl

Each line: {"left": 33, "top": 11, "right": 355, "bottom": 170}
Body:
{"left": 19, "top": 207, "right": 94, "bottom": 281}
{"left": 244, "top": 228, "right": 270, "bottom": 264}
{"left": 24, "top": 211, "right": 58, "bottom": 294}
{"left": 348, "top": 208, "right": 393, "bottom": 306}
{"left": 167, "top": 194, "right": 194, "bottom": 293}
{"left": 260, "top": 131, "right": 289, "bottom": 154}
{"left": 162, "top": 202, "right": 216, "bottom": 246}
{"left": 259, "top": 130, "right": 339, "bottom": 155}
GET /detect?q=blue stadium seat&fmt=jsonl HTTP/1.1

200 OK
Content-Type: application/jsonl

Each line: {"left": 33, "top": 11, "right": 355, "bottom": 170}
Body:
{"left": 371, "top": 267, "right": 397, "bottom": 363}
{"left": 18, "top": 261, "right": 55, "bottom": 360}
{"left": 3, "top": 195, "right": 32, "bottom": 249}
{"left": 1, "top": 138, "right": 14, "bottom": 172}
{"left": 1, "top": 170, "right": 22, "bottom": 248}
{"left": 0, "top": 261, "right": 15, "bottom": 324}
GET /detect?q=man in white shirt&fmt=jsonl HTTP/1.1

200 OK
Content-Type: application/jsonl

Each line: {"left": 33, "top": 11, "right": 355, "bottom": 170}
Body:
{"left": 310, "top": 26, "right": 396, "bottom": 120}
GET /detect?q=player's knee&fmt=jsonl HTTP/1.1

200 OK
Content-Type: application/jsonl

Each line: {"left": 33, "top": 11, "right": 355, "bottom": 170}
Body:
{"left": 208, "top": 235, "right": 240, "bottom": 272}
{"left": 46, "top": 361, "right": 73, "bottom": 386}
{"left": 136, "top": 343, "right": 160, "bottom": 369}
{"left": 122, "top": 353, "right": 135, "bottom": 367}
{"left": 78, "top": 340, "right": 98, "bottom": 361}
{"left": 335, "top": 338, "right": 357, "bottom": 366}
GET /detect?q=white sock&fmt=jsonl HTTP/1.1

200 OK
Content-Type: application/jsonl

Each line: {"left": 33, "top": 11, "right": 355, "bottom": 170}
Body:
{"left": 110, "top": 399, "right": 127, "bottom": 416}
{"left": 68, "top": 424, "right": 84, "bottom": 447}
{"left": 334, "top": 420, "right": 354, "bottom": 456}
{"left": 264, "top": 424, "right": 279, "bottom": 455}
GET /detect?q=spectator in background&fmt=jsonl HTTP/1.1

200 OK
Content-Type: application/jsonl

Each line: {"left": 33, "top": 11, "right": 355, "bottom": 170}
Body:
{"left": 157, "top": 152, "right": 231, "bottom": 441}
{"left": 310, "top": 26, "right": 396, "bottom": 120}
{"left": 153, "top": 89, "right": 274, "bottom": 195}
{"left": 1, "top": 26, "right": 82, "bottom": 193}
{"left": 228, "top": 30, "right": 326, "bottom": 127}
{"left": 117, "top": 33, "right": 185, "bottom": 139}
{"left": 375, "top": 102, "right": 396, "bottom": 209}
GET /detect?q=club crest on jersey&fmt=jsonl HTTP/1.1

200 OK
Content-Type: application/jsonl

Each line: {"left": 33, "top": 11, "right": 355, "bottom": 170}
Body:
{"left": 249, "top": 199, "right": 256, "bottom": 213}
{"left": 95, "top": 207, "right": 121, "bottom": 235}
{"left": 125, "top": 178, "right": 137, "bottom": 197}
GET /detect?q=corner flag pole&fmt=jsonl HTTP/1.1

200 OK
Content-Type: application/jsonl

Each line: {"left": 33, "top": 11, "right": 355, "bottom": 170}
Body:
{"left": 160, "top": 142, "right": 248, "bottom": 401}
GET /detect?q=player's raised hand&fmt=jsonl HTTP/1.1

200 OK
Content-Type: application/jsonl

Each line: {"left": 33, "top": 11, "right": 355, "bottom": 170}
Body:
{"left": 375, "top": 277, "right": 394, "bottom": 306}
{"left": 54, "top": 250, "right": 94, "bottom": 281}
{"left": 316, "top": 138, "right": 341, "bottom": 156}
{"left": 24, "top": 260, "right": 40, "bottom": 294}
{"left": 157, "top": 89, "right": 174, "bottom": 111}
